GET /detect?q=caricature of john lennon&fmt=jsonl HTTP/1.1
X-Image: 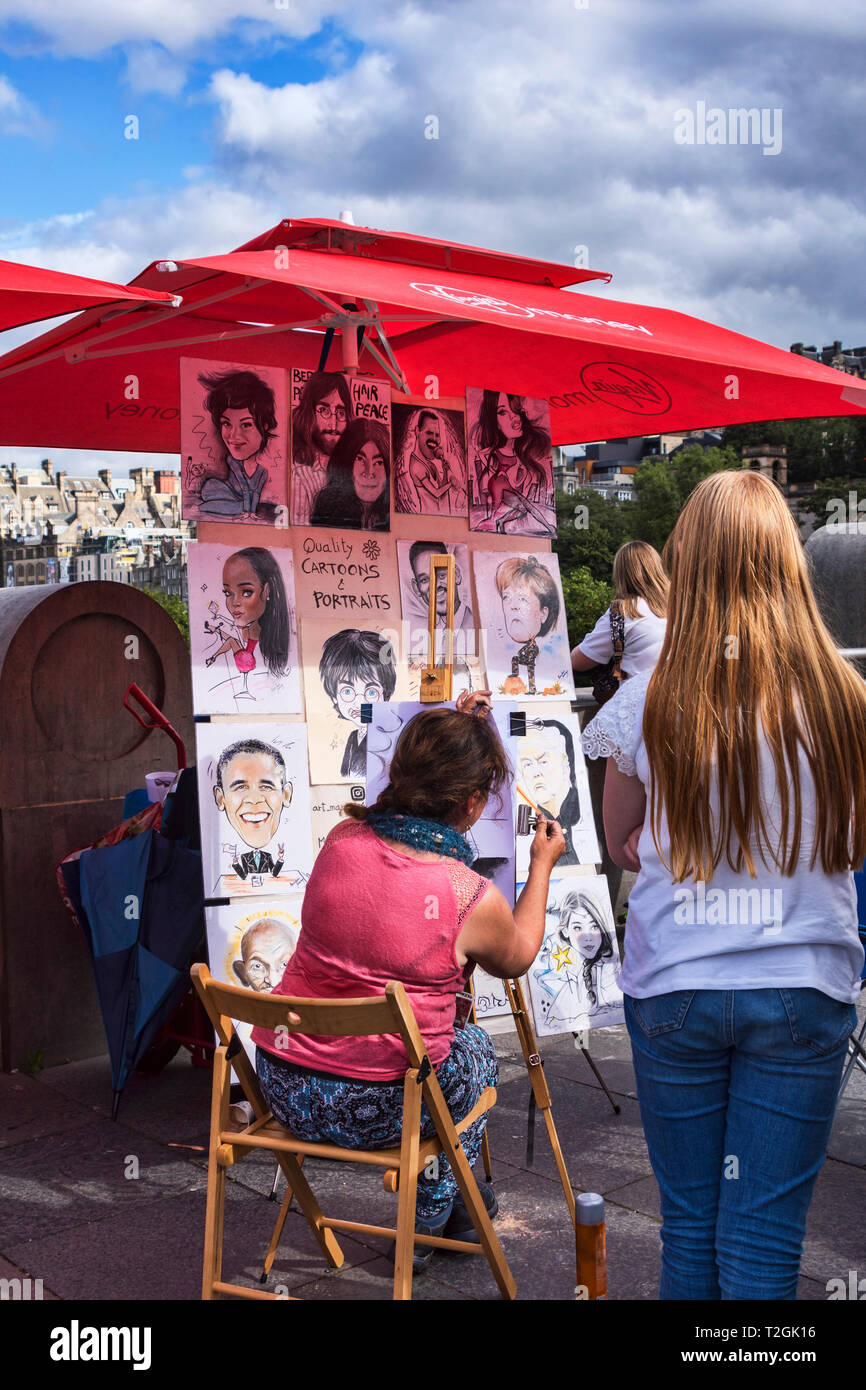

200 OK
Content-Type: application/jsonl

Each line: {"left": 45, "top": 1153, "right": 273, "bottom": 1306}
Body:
{"left": 213, "top": 738, "right": 293, "bottom": 881}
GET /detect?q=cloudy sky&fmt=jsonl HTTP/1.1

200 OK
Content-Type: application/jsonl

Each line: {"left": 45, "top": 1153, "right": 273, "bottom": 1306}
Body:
{"left": 0, "top": 0, "right": 863, "bottom": 474}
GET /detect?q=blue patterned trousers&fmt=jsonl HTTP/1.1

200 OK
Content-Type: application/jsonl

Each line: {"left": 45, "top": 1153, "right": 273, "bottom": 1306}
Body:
{"left": 256, "top": 1022, "right": 498, "bottom": 1220}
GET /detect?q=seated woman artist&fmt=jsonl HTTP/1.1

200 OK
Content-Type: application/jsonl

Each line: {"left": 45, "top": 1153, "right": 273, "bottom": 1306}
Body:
{"left": 252, "top": 690, "right": 566, "bottom": 1270}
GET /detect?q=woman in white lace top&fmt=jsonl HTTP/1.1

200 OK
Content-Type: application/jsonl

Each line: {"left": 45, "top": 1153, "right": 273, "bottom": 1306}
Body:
{"left": 581, "top": 470, "right": 866, "bottom": 1302}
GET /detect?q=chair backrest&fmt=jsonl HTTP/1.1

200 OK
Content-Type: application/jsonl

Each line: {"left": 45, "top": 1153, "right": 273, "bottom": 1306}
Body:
{"left": 191, "top": 964, "right": 427, "bottom": 1069}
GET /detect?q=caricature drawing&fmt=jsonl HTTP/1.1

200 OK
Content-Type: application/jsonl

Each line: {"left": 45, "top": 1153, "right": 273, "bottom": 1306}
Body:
{"left": 291, "top": 371, "right": 355, "bottom": 525}
{"left": 534, "top": 889, "right": 622, "bottom": 1030}
{"left": 212, "top": 738, "right": 293, "bottom": 882}
{"left": 496, "top": 556, "right": 559, "bottom": 696}
{"left": 393, "top": 406, "right": 467, "bottom": 516}
{"left": 196, "top": 369, "right": 279, "bottom": 521}
{"left": 202, "top": 547, "right": 292, "bottom": 703}
{"left": 318, "top": 629, "right": 397, "bottom": 778}
{"left": 468, "top": 389, "right": 555, "bottom": 536}
{"left": 517, "top": 719, "right": 582, "bottom": 864}
{"left": 232, "top": 916, "right": 297, "bottom": 992}
{"left": 310, "top": 418, "right": 390, "bottom": 531}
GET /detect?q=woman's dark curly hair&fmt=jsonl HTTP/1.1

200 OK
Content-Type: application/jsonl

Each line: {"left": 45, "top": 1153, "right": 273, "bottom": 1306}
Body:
{"left": 344, "top": 707, "right": 511, "bottom": 826}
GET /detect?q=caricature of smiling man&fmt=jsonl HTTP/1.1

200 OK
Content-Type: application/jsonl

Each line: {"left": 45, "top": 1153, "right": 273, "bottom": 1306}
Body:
{"left": 213, "top": 739, "right": 293, "bottom": 879}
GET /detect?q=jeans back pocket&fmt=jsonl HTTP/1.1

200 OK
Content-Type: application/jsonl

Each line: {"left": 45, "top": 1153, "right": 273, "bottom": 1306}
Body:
{"left": 779, "top": 988, "right": 856, "bottom": 1056}
{"left": 628, "top": 990, "right": 697, "bottom": 1037}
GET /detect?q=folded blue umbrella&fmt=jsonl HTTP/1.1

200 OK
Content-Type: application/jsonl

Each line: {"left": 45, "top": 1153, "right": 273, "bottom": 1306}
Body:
{"left": 77, "top": 830, "right": 204, "bottom": 1117}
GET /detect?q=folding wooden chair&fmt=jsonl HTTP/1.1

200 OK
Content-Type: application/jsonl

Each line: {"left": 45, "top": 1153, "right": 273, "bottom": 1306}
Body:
{"left": 191, "top": 964, "right": 516, "bottom": 1301}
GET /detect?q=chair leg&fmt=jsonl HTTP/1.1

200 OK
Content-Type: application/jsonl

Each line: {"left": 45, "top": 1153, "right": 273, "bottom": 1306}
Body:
{"left": 203, "top": 1048, "right": 230, "bottom": 1299}
{"left": 426, "top": 1081, "right": 516, "bottom": 1300}
{"left": 392, "top": 1069, "right": 422, "bottom": 1300}
{"left": 261, "top": 1180, "right": 295, "bottom": 1281}
{"left": 272, "top": 1150, "right": 345, "bottom": 1271}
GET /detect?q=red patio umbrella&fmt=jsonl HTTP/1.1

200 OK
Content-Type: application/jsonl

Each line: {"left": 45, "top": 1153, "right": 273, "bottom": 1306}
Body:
{"left": 0, "top": 217, "right": 862, "bottom": 452}
{"left": 0, "top": 255, "right": 181, "bottom": 335}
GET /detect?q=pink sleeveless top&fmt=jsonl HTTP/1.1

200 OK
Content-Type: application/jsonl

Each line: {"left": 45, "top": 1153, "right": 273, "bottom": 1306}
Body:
{"left": 251, "top": 820, "right": 491, "bottom": 1080}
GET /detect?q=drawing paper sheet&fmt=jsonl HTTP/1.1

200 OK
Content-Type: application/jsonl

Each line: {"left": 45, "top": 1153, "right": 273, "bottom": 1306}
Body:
{"left": 392, "top": 402, "right": 468, "bottom": 517}
{"left": 180, "top": 357, "right": 288, "bottom": 525}
{"left": 310, "top": 782, "right": 365, "bottom": 853}
{"left": 473, "top": 549, "right": 574, "bottom": 702}
{"left": 471, "top": 968, "right": 514, "bottom": 1022}
{"left": 397, "top": 539, "right": 484, "bottom": 698}
{"left": 509, "top": 705, "right": 601, "bottom": 873}
{"left": 522, "top": 874, "right": 623, "bottom": 1037}
{"left": 466, "top": 387, "right": 555, "bottom": 538}
{"left": 290, "top": 370, "right": 392, "bottom": 530}
{"left": 196, "top": 722, "right": 314, "bottom": 898}
{"left": 188, "top": 541, "right": 302, "bottom": 715}
{"left": 205, "top": 897, "right": 303, "bottom": 1060}
{"left": 292, "top": 527, "right": 399, "bottom": 622}
{"left": 301, "top": 614, "right": 407, "bottom": 784}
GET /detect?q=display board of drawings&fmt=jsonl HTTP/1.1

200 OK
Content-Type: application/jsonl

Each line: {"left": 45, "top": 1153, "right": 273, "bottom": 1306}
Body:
{"left": 186, "top": 360, "right": 623, "bottom": 1050}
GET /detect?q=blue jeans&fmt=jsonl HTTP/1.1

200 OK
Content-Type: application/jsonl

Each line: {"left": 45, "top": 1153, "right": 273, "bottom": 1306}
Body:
{"left": 624, "top": 988, "right": 856, "bottom": 1300}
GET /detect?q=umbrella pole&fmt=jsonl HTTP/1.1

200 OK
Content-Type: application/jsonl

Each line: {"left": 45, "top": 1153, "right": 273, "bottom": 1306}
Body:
{"left": 111, "top": 1089, "right": 122, "bottom": 1122}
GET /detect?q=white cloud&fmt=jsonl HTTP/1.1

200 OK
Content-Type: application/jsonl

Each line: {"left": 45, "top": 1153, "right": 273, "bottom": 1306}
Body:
{"left": 0, "top": 72, "right": 46, "bottom": 136}
{"left": 124, "top": 44, "right": 187, "bottom": 97}
{"left": 0, "top": 0, "right": 346, "bottom": 56}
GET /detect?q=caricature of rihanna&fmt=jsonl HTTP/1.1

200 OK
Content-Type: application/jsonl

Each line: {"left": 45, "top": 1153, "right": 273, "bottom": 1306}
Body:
{"left": 204, "top": 548, "right": 291, "bottom": 702}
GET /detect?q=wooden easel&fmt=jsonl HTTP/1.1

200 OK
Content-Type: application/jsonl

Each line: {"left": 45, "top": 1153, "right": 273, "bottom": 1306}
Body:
{"left": 474, "top": 976, "right": 577, "bottom": 1227}
{"left": 419, "top": 552, "right": 455, "bottom": 703}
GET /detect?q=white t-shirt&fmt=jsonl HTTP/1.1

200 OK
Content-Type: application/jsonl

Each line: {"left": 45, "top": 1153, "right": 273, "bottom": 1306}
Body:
{"left": 581, "top": 670, "right": 864, "bottom": 1003}
{"left": 577, "top": 597, "right": 666, "bottom": 676}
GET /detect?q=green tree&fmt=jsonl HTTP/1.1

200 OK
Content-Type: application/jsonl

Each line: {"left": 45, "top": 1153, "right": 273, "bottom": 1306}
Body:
{"left": 142, "top": 587, "right": 190, "bottom": 647}
{"left": 794, "top": 475, "right": 866, "bottom": 529}
{"left": 560, "top": 565, "right": 613, "bottom": 657}
{"left": 553, "top": 487, "right": 628, "bottom": 584}
{"left": 723, "top": 416, "right": 866, "bottom": 486}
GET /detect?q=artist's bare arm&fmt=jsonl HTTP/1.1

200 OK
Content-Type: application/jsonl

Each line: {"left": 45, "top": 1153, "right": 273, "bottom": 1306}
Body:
{"left": 571, "top": 645, "right": 598, "bottom": 672}
{"left": 603, "top": 757, "right": 646, "bottom": 872}
{"left": 456, "top": 819, "right": 566, "bottom": 978}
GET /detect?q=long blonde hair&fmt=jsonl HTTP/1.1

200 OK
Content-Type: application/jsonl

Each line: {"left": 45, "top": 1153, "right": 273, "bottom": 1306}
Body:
{"left": 613, "top": 541, "right": 668, "bottom": 620}
{"left": 643, "top": 470, "right": 866, "bottom": 882}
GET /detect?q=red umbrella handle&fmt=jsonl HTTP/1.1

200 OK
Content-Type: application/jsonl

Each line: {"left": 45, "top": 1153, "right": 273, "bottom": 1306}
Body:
{"left": 123, "top": 683, "right": 187, "bottom": 769}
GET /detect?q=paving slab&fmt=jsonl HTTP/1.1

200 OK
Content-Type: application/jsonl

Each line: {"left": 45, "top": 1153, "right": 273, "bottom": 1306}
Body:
{"left": 485, "top": 1068, "right": 652, "bottom": 1195}
{"left": 0, "top": 1120, "right": 207, "bottom": 1247}
{"left": 0, "top": 1071, "right": 94, "bottom": 1149}
{"left": 0, "top": 1252, "right": 60, "bottom": 1299}
{"left": 37, "top": 1052, "right": 213, "bottom": 1145}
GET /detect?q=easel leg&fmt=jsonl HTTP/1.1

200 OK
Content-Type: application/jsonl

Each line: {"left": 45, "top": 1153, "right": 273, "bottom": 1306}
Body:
{"left": 504, "top": 978, "right": 577, "bottom": 1229}
{"left": 577, "top": 1043, "right": 621, "bottom": 1115}
{"left": 468, "top": 984, "right": 494, "bottom": 1184}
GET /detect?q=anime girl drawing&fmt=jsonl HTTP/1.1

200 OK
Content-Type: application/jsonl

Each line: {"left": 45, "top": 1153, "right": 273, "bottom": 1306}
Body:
{"left": 201, "top": 547, "right": 292, "bottom": 704}
{"left": 532, "top": 887, "right": 623, "bottom": 1033}
{"left": 318, "top": 628, "right": 398, "bottom": 777}
{"left": 468, "top": 389, "right": 555, "bottom": 537}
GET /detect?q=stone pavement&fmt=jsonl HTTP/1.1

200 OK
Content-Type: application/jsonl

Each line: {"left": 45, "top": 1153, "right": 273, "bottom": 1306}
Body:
{"left": 1, "top": 1007, "right": 863, "bottom": 1302}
